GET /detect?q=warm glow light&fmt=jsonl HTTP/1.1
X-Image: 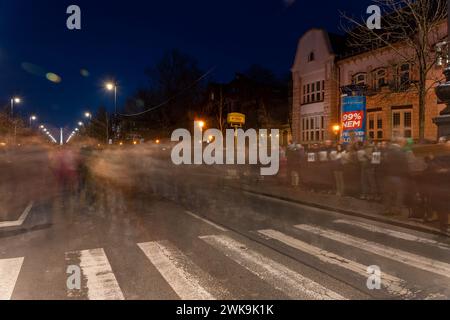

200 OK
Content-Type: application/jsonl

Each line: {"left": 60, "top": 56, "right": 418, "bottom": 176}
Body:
{"left": 133, "top": 141, "right": 137, "bottom": 145}
{"left": 332, "top": 124, "right": 341, "bottom": 133}
{"left": 85, "top": 112, "right": 92, "bottom": 118}
{"left": 105, "top": 82, "right": 115, "bottom": 91}
{"left": 155, "top": 139, "right": 160, "bottom": 144}
{"left": 197, "top": 121, "right": 205, "bottom": 129}
{"left": 13, "top": 97, "right": 21, "bottom": 104}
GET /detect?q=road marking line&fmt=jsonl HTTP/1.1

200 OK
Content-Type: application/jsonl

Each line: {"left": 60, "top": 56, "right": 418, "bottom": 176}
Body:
{"left": 334, "top": 219, "right": 450, "bottom": 250}
{"left": 295, "top": 224, "right": 450, "bottom": 280}
{"left": 138, "top": 241, "right": 216, "bottom": 300}
{"left": 185, "top": 211, "right": 228, "bottom": 232}
{"left": 66, "top": 248, "right": 124, "bottom": 300}
{"left": 258, "top": 229, "right": 414, "bottom": 298}
{"left": 0, "top": 202, "right": 33, "bottom": 228}
{"left": 0, "top": 257, "right": 24, "bottom": 300}
{"left": 200, "top": 234, "right": 345, "bottom": 300}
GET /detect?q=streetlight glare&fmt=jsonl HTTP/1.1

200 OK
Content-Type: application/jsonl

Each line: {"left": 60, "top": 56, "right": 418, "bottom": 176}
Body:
{"left": 85, "top": 112, "right": 92, "bottom": 118}
{"left": 105, "top": 82, "right": 115, "bottom": 91}
{"left": 78, "top": 122, "right": 83, "bottom": 126}
{"left": 197, "top": 121, "right": 205, "bottom": 129}
{"left": 13, "top": 97, "right": 21, "bottom": 104}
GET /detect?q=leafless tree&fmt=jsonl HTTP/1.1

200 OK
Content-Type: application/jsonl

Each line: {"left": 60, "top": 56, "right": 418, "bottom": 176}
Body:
{"left": 341, "top": 0, "right": 447, "bottom": 141}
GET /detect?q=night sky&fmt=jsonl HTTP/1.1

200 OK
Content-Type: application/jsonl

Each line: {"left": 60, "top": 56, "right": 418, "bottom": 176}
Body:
{"left": 0, "top": 0, "right": 373, "bottom": 129}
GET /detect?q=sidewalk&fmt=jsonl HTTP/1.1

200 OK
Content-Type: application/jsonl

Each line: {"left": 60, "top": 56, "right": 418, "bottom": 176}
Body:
{"left": 230, "top": 179, "right": 449, "bottom": 237}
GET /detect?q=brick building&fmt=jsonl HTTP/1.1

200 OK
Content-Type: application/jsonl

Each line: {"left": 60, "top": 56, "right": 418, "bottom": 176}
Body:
{"left": 291, "top": 26, "right": 447, "bottom": 145}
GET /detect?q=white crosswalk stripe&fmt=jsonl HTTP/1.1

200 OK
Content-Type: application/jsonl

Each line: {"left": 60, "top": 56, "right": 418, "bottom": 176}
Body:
{"left": 185, "top": 211, "right": 228, "bottom": 232}
{"left": 295, "top": 224, "right": 450, "bottom": 280}
{"left": 0, "top": 257, "right": 24, "bottom": 300}
{"left": 334, "top": 219, "right": 450, "bottom": 251}
{"left": 200, "top": 234, "right": 345, "bottom": 300}
{"left": 138, "top": 240, "right": 222, "bottom": 300}
{"left": 65, "top": 248, "right": 124, "bottom": 300}
{"left": 258, "top": 229, "right": 415, "bottom": 298}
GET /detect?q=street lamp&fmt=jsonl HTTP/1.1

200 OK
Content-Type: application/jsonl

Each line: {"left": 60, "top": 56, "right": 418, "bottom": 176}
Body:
{"left": 29, "top": 115, "right": 37, "bottom": 127}
{"left": 78, "top": 121, "right": 84, "bottom": 126}
{"left": 85, "top": 112, "right": 92, "bottom": 119}
{"left": 105, "top": 82, "right": 118, "bottom": 114}
{"left": 332, "top": 124, "right": 341, "bottom": 143}
{"left": 197, "top": 120, "right": 205, "bottom": 129}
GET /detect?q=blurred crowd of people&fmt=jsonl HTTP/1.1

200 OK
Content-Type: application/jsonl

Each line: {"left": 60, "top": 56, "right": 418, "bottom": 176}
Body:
{"left": 281, "top": 138, "right": 450, "bottom": 233}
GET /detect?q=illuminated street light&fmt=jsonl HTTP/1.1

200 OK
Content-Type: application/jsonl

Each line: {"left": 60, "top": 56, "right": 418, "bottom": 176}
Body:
{"left": 85, "top": 112, "right": 92, "bottom": 118}
{"left": 78, "top": 121, "right": 83, "bottom": 126}
{"left": 29, "top": 115, "right": 37, "bottom": 127}
{"left": 105, "top": 82, "right": 118, "bottom": 114}
{"left": 10, "top": 97, "right": 21, "bottom": 117}
{"left": 197, "top": 120, "right": 205, "bottom": 129}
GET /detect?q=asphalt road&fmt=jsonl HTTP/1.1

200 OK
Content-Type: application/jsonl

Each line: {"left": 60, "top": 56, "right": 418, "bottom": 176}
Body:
{"left": 1, "top": 147, "right": 450, "bottom": 300}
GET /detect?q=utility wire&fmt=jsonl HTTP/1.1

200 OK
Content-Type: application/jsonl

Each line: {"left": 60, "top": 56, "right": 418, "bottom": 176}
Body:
{"left": 117, "top": 67, "right": 216, "bottom": 118}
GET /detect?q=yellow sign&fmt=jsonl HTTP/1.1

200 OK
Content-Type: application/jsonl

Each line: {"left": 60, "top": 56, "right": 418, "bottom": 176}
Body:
{"left": 227, "top": 113, "right": 246, "bottom": 125}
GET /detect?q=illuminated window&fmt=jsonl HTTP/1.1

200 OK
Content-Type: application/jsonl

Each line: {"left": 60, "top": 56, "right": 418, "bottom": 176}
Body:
{"left": 392, "top": 109, "right": 412, "bottom": 138}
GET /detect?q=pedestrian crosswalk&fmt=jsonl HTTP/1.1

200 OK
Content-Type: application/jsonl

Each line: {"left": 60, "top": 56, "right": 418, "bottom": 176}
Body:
{"left": 0, "top": 257, "right": 24, "bottom": 300}
{"left": 1, "top": 216, "right": 450, "bottom": 300}
{"left": 65, "top": 248, "right": 124, "bottom": 300}
{"left": 138, "top": 241, "right": 220, "bottom": 300}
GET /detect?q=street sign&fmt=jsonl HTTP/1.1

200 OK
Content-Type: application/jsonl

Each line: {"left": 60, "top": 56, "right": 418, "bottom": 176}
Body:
{"left": 227, "top": 113, "right": 246, "bottom": 127}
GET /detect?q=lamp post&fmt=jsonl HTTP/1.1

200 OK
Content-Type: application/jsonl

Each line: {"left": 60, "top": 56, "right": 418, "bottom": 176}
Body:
{"left": 29, "top": 115, "right": 37, "bottom": 128}
{"left": 332, "top": 124, "right": 341, "bottom": 143}
{"left": 10, "top": 97, "right": 21, "bottom": 117}
{"left": 434, "top": 0, "right": 450, "bottom": 139}
{"left": 105, "top": 82, "right": 118, "bottom": 143}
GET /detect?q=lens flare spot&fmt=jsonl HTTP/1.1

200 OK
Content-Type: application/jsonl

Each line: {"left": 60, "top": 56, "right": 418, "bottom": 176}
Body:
{"left": 80, "top": 69, "right": 90, "bottom": 77}
{"left": 21, "top": 62, "right": 46, "bottom": 77}
{"left": 46, "top": 72, "right": 62, "bottom": 83}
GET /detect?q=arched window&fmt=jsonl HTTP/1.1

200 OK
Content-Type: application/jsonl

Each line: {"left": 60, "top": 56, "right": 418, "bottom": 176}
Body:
{"left": 372, "top": 68, "right": 387, "bottom": 89}
{"left": 352, "top": 73, "right": 367, "bottom": 85}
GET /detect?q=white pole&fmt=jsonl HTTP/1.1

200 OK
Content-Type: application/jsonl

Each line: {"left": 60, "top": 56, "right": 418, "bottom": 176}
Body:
{"left": 60, "top": 128, "right": 63, "bottom": 145}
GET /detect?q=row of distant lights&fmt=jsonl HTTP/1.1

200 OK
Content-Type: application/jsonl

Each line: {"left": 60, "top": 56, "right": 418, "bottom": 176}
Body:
{"left": 67, "top": 81, "right": 116, "bottom": 144}
{"left": 67, "top": 112, "right": 91, "bottom": 143}
{"left": 39, "top": 125, "right": 57, "bottom": 144}
{"left": 9, "top": 96, "right": 56, "bottom": 144}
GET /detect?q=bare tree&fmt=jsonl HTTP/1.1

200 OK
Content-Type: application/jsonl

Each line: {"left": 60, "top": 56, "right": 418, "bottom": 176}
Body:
{"left": 341, "top": 0, "right": 447, "bottom": 141}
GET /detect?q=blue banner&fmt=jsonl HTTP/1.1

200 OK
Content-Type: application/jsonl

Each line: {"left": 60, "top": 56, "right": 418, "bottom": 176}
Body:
{"left": 341, "top": 96, "right": 366, "bottom": 143}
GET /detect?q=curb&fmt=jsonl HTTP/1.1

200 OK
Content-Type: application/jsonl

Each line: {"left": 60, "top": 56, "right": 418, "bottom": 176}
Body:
{"left": 240, "top": 187, "right": 449, "bottom": 238}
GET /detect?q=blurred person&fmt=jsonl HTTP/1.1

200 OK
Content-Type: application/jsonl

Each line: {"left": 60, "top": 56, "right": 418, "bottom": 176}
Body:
{"left": 381, "top": 138, "right": 408, "bottom": 216}
{"left": 423, "top": 155, "right": 450, "bottom": 233}
{"left": 286, "top": 141, "right": 300, "bottom": 188}
{"left": 357, "top": 140, "right": 377, "bottom": 200}
{"left": 330, "top": 144, "right": 345, "bottom": 197}
{"left": 51, "top": 147, "right": 80, "bottom": 194}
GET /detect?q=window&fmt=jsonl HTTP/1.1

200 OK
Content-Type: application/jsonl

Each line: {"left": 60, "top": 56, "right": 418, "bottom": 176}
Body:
{"left": 352, "top": 73, "right": 367, "bottom": 86}
{"left": 301, "top": 115, "right": 325, "bottom": 143}
{"left": 392, "top": 109, "right": 412, "bottom": 139}
{"left": 367, "top": 112, "right": 383, "bottom": 140}
{"left": 302, "top": 80, "right": 325, "bottom": 105}
{"left": 308, "top": 52, "right": 315, "bottom": 62}
{"left": 395, "top": 63, "right": 411, "bottom": 89}
{"left": 372, "top": 69, "right": 386, "bottom": 89}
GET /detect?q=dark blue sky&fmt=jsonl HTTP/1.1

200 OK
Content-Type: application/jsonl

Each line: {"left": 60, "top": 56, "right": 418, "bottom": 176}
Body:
{"left": 0, "top": 0, "right": 372, "bottom": 129}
